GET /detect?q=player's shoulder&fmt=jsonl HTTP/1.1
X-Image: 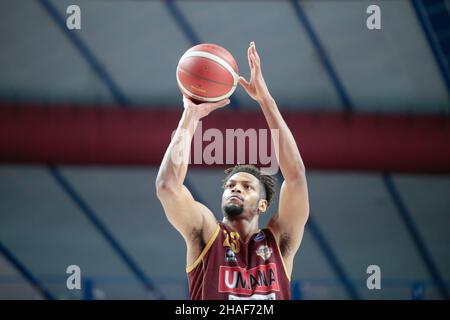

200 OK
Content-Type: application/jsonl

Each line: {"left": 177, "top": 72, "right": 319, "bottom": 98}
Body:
{"left": 201, "top": 216, "right": 220, "bottom": 245}
{"left": 266, "top": 213, "right": 281, "bottom": 237}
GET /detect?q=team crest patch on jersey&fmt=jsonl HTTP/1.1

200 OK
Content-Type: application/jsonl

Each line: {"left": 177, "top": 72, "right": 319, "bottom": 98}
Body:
{"left": 256, "top": 245, "right": 272, "bottom": 261}
{"left": 225, "top": 248, "right": 237, "bottom": 263}
{"left": 254, "top": 231, "right": 265, "bottom": 242}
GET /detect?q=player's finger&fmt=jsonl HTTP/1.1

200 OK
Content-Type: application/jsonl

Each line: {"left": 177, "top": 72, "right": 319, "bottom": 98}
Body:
{"left": 250, "top": 43, "right": 260, "bottom": 64}
{"left": 251, "top": 60, "right": 256, "bottom": 75}
{"left": 251, "top": 42, "right": 257, "bottom": 56}
{"left": 252, "top": 52, "right": 260, "bottom": 68}
{"left": 205, "top": 98, "right": 230, "bottom": 112}
{"left": 250, "top": 52, "right": 258, "bottom": 75}
{"left": 239, "top": 76, "right": 250, "bottom": 91}
{"left": 247, "top": 45, "right": 253, "bottom": 70}
{"left": 253, "top": 45, "right": 261, "bottom": 64}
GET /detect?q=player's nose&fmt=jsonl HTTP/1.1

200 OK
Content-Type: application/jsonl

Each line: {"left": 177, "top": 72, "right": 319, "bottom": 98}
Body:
{"left": 231, "top": 185, "right": 242, "bottom": 193}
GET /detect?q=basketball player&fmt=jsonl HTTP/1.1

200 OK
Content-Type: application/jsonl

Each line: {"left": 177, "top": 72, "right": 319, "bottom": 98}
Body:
{"left": 156, "top": 42, "right": 309, "bottom": 300}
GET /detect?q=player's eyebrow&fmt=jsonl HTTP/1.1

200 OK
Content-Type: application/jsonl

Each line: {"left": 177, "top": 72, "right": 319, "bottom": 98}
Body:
{"left": 227, "top": 179, "right": 256, "bottom": 185}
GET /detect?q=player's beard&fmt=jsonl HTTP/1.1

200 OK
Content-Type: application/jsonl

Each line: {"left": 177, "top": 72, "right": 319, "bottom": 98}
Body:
{"left": 223, "top": 203, "right": 244, "bottom": 218}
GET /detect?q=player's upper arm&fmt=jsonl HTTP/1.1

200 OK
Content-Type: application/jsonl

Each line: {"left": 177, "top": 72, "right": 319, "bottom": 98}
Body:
{"left": 269, "top": 175, "right": 309, "bottom": 255}
{"left": 156, "top": 184, "right": 216, "bottom": 242}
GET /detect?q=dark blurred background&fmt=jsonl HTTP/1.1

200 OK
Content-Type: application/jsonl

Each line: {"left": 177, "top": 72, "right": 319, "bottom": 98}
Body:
{"left": 0, "top": 0, "right": 449, "bottom": 300}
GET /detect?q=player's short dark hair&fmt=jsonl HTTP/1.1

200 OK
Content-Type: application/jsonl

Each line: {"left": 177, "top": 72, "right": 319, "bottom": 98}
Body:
{"left": 222, "top": 164, "right": 277, "bottom": 207}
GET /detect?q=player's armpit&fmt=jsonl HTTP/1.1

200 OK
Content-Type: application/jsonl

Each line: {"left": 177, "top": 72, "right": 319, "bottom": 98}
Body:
{"left": 269, "top": 178, "right": 309, "bottom": 255}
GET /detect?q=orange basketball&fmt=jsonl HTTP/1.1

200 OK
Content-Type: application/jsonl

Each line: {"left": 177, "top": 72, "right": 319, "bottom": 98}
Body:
{"left": 176, "top": 43, "right": 239, "bottom": 103}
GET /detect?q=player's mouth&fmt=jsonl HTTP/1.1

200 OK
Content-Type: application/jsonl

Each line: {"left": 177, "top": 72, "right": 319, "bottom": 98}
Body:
{"left": 228, "top": 195, "right": 244, "bottom": 202}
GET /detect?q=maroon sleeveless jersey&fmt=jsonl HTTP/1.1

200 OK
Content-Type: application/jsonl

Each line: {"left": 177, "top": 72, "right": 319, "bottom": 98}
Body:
{"left": 187, "top": 221, "right": 291, "bottom": 300}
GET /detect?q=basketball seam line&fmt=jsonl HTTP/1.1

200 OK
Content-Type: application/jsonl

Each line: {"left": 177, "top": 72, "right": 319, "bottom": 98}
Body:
{"left": 179, "top": 50, "right": 238, "bottom": 84}
{"left": 178, "top": 66, "right": 237, "bottom": 88}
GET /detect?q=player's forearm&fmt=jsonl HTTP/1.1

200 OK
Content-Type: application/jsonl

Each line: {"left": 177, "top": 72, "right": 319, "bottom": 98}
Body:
{"left": 258, "top": 95, "right": 306, "bottom": 181}
{"left": 156, "top": 109, "right": 198, "bottom": 192}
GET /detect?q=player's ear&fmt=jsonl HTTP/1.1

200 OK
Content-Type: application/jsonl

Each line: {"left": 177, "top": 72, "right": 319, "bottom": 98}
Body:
{"left": 258, "top": 199, "right": 268, "bottom": 215}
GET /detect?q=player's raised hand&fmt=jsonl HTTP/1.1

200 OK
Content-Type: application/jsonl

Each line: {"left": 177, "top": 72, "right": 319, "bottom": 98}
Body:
{"left": 183, "top": 95, "right": 230, "bottom": 120}
{"left": 239, "top": 42, "right": 271, "bottom": 102}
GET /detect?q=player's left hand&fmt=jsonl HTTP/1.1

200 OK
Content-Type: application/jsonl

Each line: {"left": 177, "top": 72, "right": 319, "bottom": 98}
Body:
{"left": 239, "top": 41, "right": 271, "bottom": 103}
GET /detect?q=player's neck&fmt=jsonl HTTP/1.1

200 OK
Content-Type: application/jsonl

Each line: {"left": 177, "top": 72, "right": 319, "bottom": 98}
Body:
{"left": 222, "top": 216, "right": 259, "bottom": 243}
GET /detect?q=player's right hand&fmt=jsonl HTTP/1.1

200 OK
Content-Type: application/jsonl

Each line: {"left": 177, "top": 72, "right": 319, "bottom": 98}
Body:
{"left": 183, "top": 95, "right": 230, "bottom": 120}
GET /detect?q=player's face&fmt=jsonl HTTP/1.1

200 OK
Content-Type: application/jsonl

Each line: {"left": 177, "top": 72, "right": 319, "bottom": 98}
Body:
{"left": 221, "top": 172, "right": 262, "bottom": 218}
